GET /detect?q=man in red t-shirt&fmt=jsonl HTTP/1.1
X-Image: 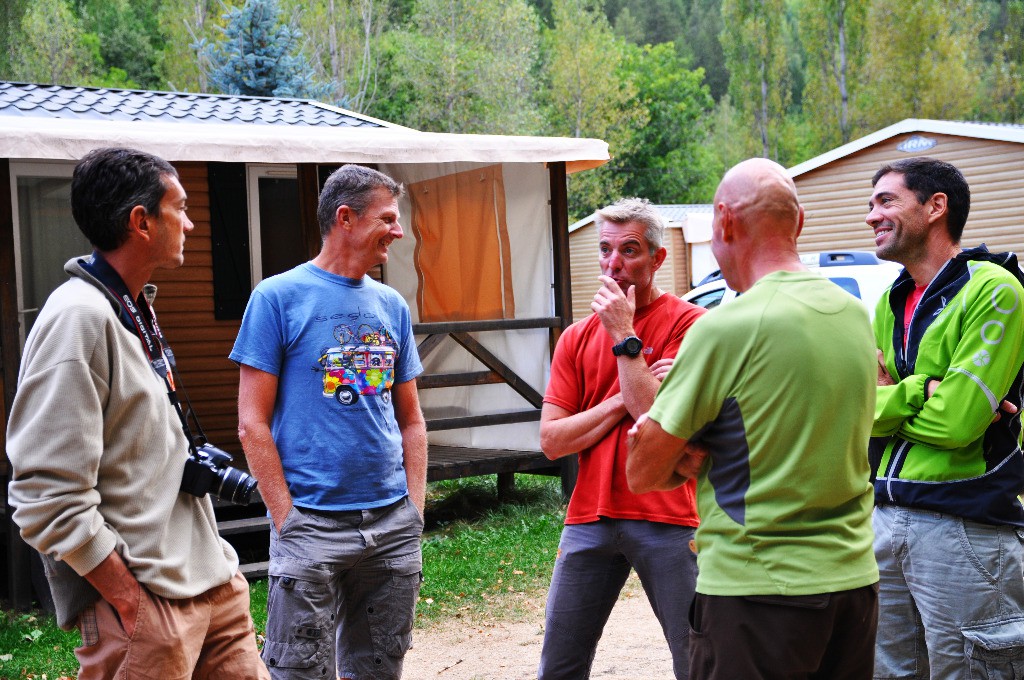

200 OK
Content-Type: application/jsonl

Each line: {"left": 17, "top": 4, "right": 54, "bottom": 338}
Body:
{"left": 537, "top": 197, "right": 705, "bottom": 680}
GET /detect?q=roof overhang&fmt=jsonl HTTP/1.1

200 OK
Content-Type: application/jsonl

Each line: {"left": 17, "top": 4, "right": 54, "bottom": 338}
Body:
{"left": 568, "top": 204, "right": 713, "bottom": 234}
{"left": 0, "top": 115, "right": 609, "bottom": 173}
{"left": 788, "top": 119, "right": 1024, "bottom": 178}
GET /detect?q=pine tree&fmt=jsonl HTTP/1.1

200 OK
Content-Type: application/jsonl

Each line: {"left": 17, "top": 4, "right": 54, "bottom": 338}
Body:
{"left": 199, "top": 0, "right": 326, "bottom": 99}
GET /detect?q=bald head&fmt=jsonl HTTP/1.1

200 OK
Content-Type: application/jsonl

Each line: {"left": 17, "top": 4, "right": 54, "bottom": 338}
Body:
{"left": 711, "top": 158, "right": 806, "bottom": 291}
{"left": 715, "top": 158, "right": 801, "bottom": 235}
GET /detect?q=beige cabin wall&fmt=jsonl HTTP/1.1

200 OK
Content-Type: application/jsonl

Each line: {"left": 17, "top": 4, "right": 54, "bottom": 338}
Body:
{"left": 794, "top": 133, "right": 1024, "bottom": 256}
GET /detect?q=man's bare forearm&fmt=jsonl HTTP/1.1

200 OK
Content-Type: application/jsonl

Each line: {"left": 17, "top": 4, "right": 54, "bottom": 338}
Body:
{"left": 626, "top": 414, "right": 692, "bottom": 494}
{"left": 84, "top": 550, "right": 141, "bottom": 635}
{"left": 403, "top": 423, "right": 428, "bottom": 516}
{"left": 617, "top": 359, "right": 663, "bottom": 421}
{"left": 540, "top": 395, "right": 628, "bottom": 460}
{"left": 240, "top": 427, "right": 293, "bottom": 531}
{"left": 393, "top": 379, "right": 428, "bottom": 516}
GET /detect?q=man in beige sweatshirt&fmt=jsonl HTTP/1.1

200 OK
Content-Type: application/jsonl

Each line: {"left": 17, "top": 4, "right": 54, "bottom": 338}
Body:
{"left": 7, "top": 147, "right": 268, "bottom": 679}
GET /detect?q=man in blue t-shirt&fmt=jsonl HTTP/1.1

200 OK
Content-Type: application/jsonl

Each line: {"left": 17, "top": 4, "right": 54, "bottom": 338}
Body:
{"left": 231, "top": 165, "right": 427, "bottom": 680}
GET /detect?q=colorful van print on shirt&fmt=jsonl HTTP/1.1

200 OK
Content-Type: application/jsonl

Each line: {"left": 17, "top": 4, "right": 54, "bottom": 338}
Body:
{"left": 317, "top": 323, "right": 397, "bottom": 405}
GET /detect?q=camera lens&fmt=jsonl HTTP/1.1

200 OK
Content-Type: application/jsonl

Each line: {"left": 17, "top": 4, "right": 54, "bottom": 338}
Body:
{"left": 216, "top": 467, "right": 258, "bottom": 506}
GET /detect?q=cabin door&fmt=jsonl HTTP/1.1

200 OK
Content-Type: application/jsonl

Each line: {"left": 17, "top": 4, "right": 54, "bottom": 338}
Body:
{"left": 246, "top": 164, "right": 304, "bottom": 283}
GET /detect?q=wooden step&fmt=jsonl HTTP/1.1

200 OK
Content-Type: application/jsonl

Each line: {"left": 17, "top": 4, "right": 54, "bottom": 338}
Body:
{"left": 240, "top": 561, "right": 269, "bottom": 580}
{"left": 217, "top": 515, "right": 270, "bottom": 536}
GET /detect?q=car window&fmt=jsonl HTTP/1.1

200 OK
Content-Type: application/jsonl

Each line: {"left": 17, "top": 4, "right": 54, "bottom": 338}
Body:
{"left": 688, "top": 288, "right": 727, "bottom": 310}
{"left": 827, "top": 277, "right": 862, "bottom": 299}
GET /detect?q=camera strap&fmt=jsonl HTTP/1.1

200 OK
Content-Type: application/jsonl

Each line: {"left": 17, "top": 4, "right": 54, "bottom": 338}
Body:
{"left": 80, "top": 253, "right": 203, "bottom": 457}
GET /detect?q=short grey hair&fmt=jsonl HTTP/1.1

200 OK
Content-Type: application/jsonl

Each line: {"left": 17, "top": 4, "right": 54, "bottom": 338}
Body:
{"left": 317, "top": 164, "right": 404, "bottom": 238}
{"left": 594, "top": 197, "right": 664, "bottom": 252}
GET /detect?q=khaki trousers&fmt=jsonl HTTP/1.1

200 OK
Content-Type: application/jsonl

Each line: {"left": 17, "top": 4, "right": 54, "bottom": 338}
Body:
{"left": 75, "top": 570, "right": 270, "bottom": 680}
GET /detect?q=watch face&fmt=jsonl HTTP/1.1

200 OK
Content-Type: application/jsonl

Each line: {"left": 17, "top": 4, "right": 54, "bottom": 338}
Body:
{"left": 624, "top": 337, "right": 643, "bottom": 355}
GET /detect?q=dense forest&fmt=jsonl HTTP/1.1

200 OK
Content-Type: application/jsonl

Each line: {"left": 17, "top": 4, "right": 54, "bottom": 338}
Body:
{"left": 1, "top": 0, "right": 1022, "bottom": 216}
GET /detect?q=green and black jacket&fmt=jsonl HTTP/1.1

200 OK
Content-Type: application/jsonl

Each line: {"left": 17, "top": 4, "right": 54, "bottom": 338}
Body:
{"left": 871, "top": 245, "right": 1024, "bottom": 527}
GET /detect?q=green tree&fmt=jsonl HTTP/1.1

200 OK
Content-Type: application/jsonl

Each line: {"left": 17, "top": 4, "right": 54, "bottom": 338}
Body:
{"left": 156, "top": 0, "right": 229, "bottom": 92}
{"left": 363, "top": 34, "right": 417, "bottom": 124}
{"left": 704, "top": 94, "right": 749, "bottom": 177}
{"left": 720, "top": 0, "right": 792, "bottom": 160}
{"left": 797, "top": 0, "right": 868, "bottom": 148}
{"left": 388, "top": 0, "right": 542, "bottom": 134}
{"left": 856, "top": 0, "right": 983, "bottom": 129}
{"left": 9, "top": 0, "right": 100, "bottom": 85}
{"left": 682, "top": 0, "right": 728, "bottom": 101}
{"left": 200, "top": 0, "right": 326, "bottom": 98}
{"left": 980, "top": 0, "right": 1024, "bottom": 121}
{"left": 281, "top": 0, "right": 392, "bottom": 112}
{"left": 605, "top": 0, "right": 687, "bottom": 45}
{"left": 617, "top": 42, "right": 718, "bottom": 203}
{"left": 542, "top": 0, "right": 647, "bottom": 216}
{"left": 0, "top": 0, "right": 30, "bottom": 78}
{"left": 80, "top": 0, "right": 162, "bottom": 88}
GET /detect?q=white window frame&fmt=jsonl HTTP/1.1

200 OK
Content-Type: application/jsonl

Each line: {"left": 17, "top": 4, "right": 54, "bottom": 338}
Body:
{"left": 246, "top": 163, "right": 298, "bottom": 286}
{"left": 9, "top": 160, "right": 78, "bottom": 348}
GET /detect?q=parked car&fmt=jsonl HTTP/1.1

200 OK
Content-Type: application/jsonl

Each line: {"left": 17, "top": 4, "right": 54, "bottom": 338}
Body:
{"left": 683, "top": 251, "right": 903, "bottom": 318}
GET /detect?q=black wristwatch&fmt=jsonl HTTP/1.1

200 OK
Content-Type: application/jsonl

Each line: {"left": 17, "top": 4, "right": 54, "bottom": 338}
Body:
{"left": 612, "top": 335, "right": 643, "bottom": 358}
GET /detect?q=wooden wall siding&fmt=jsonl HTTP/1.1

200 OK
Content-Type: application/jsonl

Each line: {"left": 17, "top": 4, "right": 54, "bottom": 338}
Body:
{"left": 150, "top": 162, "right": 245, "bottom": 458}
{"left": 568, "top": 223, "right": 690, "bottom": 323}
{"left": 795, "top": 134, "right": 1024, "bottom": 256}
{"left": 569, "top": 224, "right": 601, "bottom": 322}
{"left": 659, "top": 232, "right": 681, "bottom": 297}
{"left": 668, "top": 228, "right": 691, "bottom": 294}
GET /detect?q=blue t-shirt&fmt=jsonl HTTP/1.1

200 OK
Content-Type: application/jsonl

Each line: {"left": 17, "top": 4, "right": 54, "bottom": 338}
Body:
{"left": 230, "top": 263, "right": 423, "bottom": 510}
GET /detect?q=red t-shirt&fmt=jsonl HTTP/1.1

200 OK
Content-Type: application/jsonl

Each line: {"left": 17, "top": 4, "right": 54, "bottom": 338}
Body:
{"left": 545, "top": 294, "right": 705, "bottom": 527}
{"left": 903, "top": 284, "right": 927, "bottom": 349}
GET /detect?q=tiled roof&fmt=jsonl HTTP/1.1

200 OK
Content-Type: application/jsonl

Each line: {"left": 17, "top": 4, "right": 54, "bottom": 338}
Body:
{"left": 0, "top": 81, "right": 387, "bottom": 128}
{"left": 653, "top": 203, "right": 713, "bottom": 223}
{"left": 568, "top": 203, "right": 712, "bottom": 233}
{"left": 962, "top": 120, "right": 1024, "bottom": 130}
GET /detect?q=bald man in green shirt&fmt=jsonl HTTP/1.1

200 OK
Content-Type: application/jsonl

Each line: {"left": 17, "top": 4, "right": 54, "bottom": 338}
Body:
{"left": 627, "top": 158, "right": 879, "bottom": 680}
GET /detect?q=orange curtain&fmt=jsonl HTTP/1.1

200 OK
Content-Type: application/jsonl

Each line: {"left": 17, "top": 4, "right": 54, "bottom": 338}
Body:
{"left": 410, "top": 165, "right": 515, "bottom": 322}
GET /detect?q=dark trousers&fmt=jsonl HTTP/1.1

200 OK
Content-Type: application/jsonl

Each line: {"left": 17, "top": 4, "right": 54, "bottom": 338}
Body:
{"left": 538, "top": 519, "right": 698, "bottom": 680}
{"left": 688, "top": 584, "right": 878, "bottom": 680}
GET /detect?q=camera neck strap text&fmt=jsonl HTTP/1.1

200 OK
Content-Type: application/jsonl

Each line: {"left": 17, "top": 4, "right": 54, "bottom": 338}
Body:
{"left": 114, "top": 290, "right": 175, "bottom": 390}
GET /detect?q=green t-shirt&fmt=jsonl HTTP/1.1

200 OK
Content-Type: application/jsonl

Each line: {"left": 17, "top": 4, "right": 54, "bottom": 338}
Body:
{"left": 650, "top": 270, "right": 879, "bottom": 596}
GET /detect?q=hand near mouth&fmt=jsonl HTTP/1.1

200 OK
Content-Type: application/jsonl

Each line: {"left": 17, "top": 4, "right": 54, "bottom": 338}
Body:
{"left": 593, "top": 274, "right": 636, "bottom": 340}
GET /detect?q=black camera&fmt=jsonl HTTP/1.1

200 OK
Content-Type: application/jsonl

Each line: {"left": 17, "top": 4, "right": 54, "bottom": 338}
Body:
{"left": 180, "top": 444, "right": 258, "bottom": 506}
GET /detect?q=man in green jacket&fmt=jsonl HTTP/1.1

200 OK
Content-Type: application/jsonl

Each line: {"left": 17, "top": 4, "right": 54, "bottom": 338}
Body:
{"left": 868, "top": 156, "right": 1024, "bottom": 678}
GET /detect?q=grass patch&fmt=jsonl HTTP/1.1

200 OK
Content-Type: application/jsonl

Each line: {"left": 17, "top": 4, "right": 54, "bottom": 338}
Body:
{"left": 0, "top": 474, "right": 566, "bottom": 675}
{"left": 250, "top": 577, "right": 268, "bottom": 641}
{"left": 417, "top": 475, "right": 565, "bottom": 625}
{"left": 0, "top": 610, "right": 79, "bottom": 679}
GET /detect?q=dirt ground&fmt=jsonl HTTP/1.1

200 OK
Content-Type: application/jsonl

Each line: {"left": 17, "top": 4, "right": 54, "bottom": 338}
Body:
{"left": 403, "top": 574, "right": 675, "bottom": 680}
